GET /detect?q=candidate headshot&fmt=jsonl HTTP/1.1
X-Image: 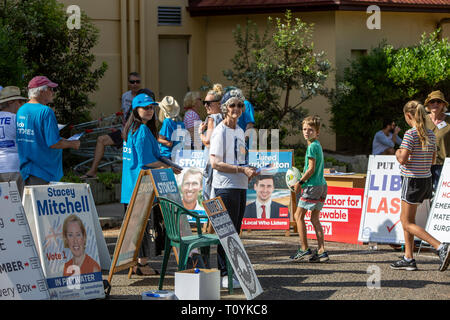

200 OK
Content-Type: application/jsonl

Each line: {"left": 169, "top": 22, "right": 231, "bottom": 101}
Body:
{"left": 181, "top": 168, "right": 204, "bottom": 211}
{"left": 244, "top": 175, "right": 288, "bottom": 219}
{"left": 62, "top": 215, "right": 100, "bottom": 277}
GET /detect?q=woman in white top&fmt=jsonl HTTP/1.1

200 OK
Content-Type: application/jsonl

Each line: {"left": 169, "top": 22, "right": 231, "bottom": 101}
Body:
{"left": 198, "top": 84, "right": 224, "bottom": 201}
{"left": 209, "top": 88, "right": 257, "bottom": 288}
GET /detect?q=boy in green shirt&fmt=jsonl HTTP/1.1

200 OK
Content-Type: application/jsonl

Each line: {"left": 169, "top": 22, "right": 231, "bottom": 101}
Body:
{"left": 290, "top": 116, "right": 329, "bottom": 262}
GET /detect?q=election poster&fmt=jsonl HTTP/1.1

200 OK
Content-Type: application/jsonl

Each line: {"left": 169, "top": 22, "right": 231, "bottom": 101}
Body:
{"left": 425, "top": 158, "right": 450, "bottom": 242}
{"left": 0, "top": 182, "right": 49, "bottom": 300}
{"left": 358, "top": 155, "right": 429, "bottom": 244}
{"left": 242, "top": 150, "right": 294, "bottom": 230}
{"left": 23, "top": 184, "right": 105, "bottom": 300}
{"left": 149, "top": 168, "right": 197, "bottom": 242}
{"left": 173, "top": 149, "right": 208, "bottom": 223}
{"left": 203, "top": 197, "right": 263, "bottom": 300}
{"left": 305, "top": 186, "right": 364, "bottom": 244}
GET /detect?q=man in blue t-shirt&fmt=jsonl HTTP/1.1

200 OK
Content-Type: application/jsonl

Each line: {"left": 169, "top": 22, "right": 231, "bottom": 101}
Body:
{"left": 16, "top": 76, "right": 80, "bottom": 185}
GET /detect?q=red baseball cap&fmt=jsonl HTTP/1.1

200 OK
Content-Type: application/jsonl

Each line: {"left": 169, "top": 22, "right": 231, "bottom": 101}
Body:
{"left": 28, "top": 76, "right": 58, "bottom": 89}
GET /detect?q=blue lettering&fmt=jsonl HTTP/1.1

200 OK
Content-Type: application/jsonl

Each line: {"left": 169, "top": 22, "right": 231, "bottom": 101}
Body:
{"left": 37, "top": 200, "right": 49, "bottom": 216}
{"left": 369, "top": 175, "right": 379, "bottom": 191}
{"left": 390, "top": 175, "right": 401, "bottom": 191}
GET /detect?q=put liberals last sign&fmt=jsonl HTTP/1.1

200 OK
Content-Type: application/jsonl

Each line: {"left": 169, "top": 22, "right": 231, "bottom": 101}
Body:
{"left": 358, "top": 155, "right": 429, "bottom": 244}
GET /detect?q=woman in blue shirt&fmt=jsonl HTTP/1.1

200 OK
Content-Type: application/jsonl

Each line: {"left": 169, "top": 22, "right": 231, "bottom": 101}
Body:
{"left": 121, "top": 93, "right": 180, "bottom": 275}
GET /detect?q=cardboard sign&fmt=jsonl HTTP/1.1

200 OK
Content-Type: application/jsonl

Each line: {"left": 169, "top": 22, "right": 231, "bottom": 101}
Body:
{"left": 305, "top": 186, "right": 363, "bottom": 244}
{"left": 108, "top": 170, "right": 155, "bottom": 282}
{"left": 0, "top": 182, "right": 49, "bottom": 300}
{"left": 242, "top": 150, "right": 294, "bottom": 230}
{"left": 358, "top": 155, "right": 429, "bottom": 244}
{"left": 425, "top": 158, "right": 450, "bottom": 242}
{"left": 22, "top": 183, "right": 105, "bottom": 300}
{"left": 173, "top": 149, "right": 208, "bottom": 223}
{"left": 109, "top": 168, "right": 195, "bottom": 283}
{"left": 149, "top": 168, "right": 198, "bottom": 249}
{"left": 203, "top": 197, "right": 263, "bottom": 300}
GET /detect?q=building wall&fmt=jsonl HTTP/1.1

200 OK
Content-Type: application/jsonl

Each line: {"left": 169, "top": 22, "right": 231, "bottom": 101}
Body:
{"left": 58, "top": 0, "right": 449, "bottom": 151}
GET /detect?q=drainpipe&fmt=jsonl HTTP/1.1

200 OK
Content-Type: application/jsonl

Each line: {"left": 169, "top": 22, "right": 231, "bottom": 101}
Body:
{"left": 121, "top": 0, "right": 128, "bottom": 93}
{"left": 129, "top": 0, "right": 136, "bottom": 73}
{"left": 139, "top": 0, "right": 146, "bottom": 86}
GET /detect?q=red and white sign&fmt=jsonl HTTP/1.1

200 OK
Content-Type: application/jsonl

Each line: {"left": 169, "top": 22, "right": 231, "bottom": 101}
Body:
{"left": 306, "top": 186, "right": 364, "bottom": 244}
{"left": 241, "top": 218, "right": 290, "bottom": 230}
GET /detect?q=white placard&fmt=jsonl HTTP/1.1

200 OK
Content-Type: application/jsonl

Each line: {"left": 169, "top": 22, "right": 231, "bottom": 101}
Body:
{"left": 425, "top": 158, "right": 450, "bottom": 242}
{"left": 203, "top": 197, "right": 263, "bottom": 300}
{"left": 23, "top": 183, "right": 107, "bottom": 300}
{"left": 358, "top": 155, "right": 429, "bottom": 244}
{"left": 0, "top": 182, "right": 49, "bottom": 300}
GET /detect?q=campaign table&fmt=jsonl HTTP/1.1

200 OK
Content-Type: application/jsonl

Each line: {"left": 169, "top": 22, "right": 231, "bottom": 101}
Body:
{"left": 324, "top": 173, "right": 366, "bottom": 189}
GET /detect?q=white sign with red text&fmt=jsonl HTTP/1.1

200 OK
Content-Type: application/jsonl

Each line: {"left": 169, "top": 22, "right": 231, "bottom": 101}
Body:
{"left": 425, "top": 158, "right": 450, "bottom": 242}
{"left": 0, "top": 182, "right": 49, "bottom": 300}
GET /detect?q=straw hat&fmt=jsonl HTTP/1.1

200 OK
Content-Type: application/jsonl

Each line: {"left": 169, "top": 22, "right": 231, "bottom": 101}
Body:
{"left": 0, "top": 86, "right": 27, "bottom": 104}
{"left": 424, "top": 90, "right": 448, "bottom": 108}
{"left": 158, "top": 96, "right": 180, "bottom": 123}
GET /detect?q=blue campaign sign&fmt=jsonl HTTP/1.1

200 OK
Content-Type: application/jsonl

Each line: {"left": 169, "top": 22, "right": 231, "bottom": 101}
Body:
{"left": 150, "top": 168, "right": 182, "bottom": 203}
{"left": 150, "top": 168, "right": 208, "bottom": 224}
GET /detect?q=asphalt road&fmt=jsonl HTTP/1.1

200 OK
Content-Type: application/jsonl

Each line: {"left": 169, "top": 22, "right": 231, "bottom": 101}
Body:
{"left": 102, "top": 229, "right": 450, "bottom": 301}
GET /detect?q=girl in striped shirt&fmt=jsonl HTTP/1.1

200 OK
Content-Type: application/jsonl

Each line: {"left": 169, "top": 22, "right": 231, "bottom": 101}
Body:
{"left": 392, "top": 100, "right": 449, "bottom": 272}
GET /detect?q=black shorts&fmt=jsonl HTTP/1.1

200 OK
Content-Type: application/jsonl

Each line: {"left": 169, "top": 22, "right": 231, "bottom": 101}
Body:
{"left": 108, "top": 130, "right": 123, "bottom": 148}
{"left": 401, "top": 176, "right": 432, "bottom": 204}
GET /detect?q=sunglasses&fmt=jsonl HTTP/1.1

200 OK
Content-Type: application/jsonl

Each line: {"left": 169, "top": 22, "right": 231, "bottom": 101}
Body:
{"left": 129, "top": 80, "right": 141, "bottom": 84}
{"left": 228, "top": 102, "right": 244, "bottom": 109}
{"left": 428, "top": 99, "right": 442, "bottom": 104}
{"left": 203, "top": 99, "right": 220, "bottom": 106}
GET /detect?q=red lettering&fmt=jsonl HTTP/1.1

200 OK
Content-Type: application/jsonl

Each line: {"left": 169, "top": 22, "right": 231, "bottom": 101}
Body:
{"left": 377, "top": 197, "right": 388, "bottom": 213}
{"left": 367, "top": 197, "right": 376, "bottom": 213}
{"left": 390, "top": 198, "right": 400, "bottom": 214}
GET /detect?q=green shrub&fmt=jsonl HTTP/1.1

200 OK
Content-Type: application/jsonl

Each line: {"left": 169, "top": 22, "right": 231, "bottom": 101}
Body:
{"left": 329, "top": 32, "right": 449, "bottom": 153}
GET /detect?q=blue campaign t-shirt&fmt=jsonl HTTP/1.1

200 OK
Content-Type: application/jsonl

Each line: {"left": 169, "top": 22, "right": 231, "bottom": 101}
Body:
{"left": 158, "top": 118, "right": 185, "bottom": 158}
{"left": 121, "top": 124, "right": 160, "bottom": 204}
{"left": 237, "top": 100, "right": 255, "bottom": 132}
{"left": 16, "top": 103, "right": 62, "bottom": 182}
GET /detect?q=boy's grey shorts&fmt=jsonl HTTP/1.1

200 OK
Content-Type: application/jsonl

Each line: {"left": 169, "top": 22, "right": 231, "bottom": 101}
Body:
{"left": 297, "top": 184, "right": 328, "bottom": 211}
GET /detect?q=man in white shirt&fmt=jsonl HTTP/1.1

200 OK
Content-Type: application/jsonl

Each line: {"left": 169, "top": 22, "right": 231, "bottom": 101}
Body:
{"left": 244, "top": 175, "right": 288, "bottom": 219}
{"left": 0, "top": 86, "right": 28, "bottom": 196}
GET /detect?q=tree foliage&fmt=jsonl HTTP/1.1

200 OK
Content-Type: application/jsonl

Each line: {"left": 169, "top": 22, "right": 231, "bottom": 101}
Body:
{"left": 329, "top": 31, "right": 450, "bottom": 153}
{"left": 224, "top": 10, "right": 331, "bottom": 141}
{"left": 0, "top": 0, "right": 107, "bottom": 124}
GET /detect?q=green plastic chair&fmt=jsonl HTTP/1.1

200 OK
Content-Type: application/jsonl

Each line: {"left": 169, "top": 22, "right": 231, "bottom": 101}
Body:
{"left": 157, "top": 197, "right": 234, "bottom": 293}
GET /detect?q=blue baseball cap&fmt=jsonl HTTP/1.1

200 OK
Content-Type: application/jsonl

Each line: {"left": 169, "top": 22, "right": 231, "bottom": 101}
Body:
{"left": 132, "top": 93, "right": 158, "bottom": 110}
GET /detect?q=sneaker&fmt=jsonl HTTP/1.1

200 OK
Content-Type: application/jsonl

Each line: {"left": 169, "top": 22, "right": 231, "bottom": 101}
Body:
{"left": 290, "top": 248, "right": 312, "bottom": 261}
{"left": 309, "top": 250, "right": 329, "bottom": 263}
{"left": 390, "top": 258, "right": 417, "bottom": 271}
{"left": 221, "top": 275, "right": 241, "bottom": 289}
{"left": 437, "top": 243, "right": 450, "bottom": 272}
